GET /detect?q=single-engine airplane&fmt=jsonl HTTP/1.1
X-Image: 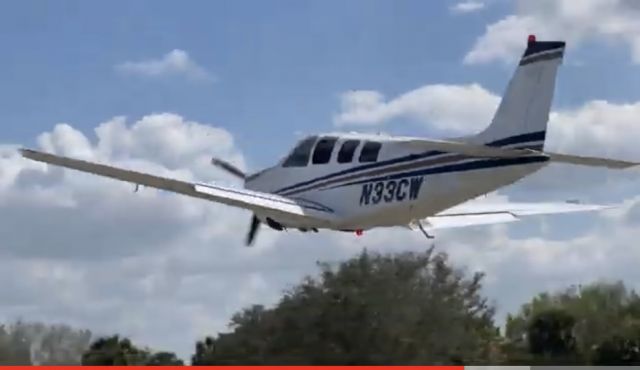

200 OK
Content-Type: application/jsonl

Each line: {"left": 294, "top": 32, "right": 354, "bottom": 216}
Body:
{"left": 21, "top": 36, "right": 640, "bottom": 246}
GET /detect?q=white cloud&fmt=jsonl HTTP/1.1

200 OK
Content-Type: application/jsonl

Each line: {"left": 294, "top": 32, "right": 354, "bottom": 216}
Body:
{"left": 450, "top": 1, "right": 485, "bottom": 14}
{"left": 464, "top": 0, "right": 640, "bottom": 64}
{"left": 0, "top": 113, "right": 265, "bottom": 357}
{"left": 333, "top": 84, "right": 500, "bottom": 133}
{"left": 115, "top": 50, "right": 213, "bottom": 82}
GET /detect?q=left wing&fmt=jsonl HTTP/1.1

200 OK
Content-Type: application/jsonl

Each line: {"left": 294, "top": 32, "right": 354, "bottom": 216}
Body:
{"left": 19, "top": 148, "right": 337, "bottom": 225}
{"left": 423, "top": 201, "right": 615, "bottom": 230}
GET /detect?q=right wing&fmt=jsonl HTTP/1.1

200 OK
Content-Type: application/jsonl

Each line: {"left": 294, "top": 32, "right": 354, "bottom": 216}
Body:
{"left": 20, "top": 149, "right": 337, "bottom": 225}
{"left": 424, "top": 201, "right": 615, "bottom": 230}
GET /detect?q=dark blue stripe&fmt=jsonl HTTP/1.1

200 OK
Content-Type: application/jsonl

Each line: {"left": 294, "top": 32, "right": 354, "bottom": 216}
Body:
{"left": 282, "top": 142, "right": 545, "bottom": 196}
{"left": 275, "top": 150, "right": 442, "bottom": 194}
{"left": 330, "top": 155, "right": 549, "bottom": 189}
{"left": 522, "top": 41, "right": 565, "bottom": 58}
{"left": 486, "top": 131, "right": 546, "bottom": 147}
{"left": 275, "top": 131, "right": 546, "bottom": 194}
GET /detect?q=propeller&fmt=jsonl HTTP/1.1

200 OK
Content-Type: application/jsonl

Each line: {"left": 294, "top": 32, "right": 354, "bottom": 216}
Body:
{"left": 211, "top": 157, "right": 261, "bottom": 246}
{"left": 246, "top": 214, "right": 261, "bottom": 246}
{"left": 211, "top": 158, "right": 246, "bottom": 180}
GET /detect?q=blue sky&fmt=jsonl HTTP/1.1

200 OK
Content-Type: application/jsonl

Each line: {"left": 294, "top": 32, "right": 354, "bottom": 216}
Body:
{"left": 5, "top": 0, "right": 640, "bottom": 359}
{"left": 5, "top": 0, "right": 640, "bottom": 168}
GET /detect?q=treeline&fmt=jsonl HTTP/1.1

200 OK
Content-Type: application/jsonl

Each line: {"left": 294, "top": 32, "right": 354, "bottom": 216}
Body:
{"left": 2, "top": 247, "right": 640, "bottom": 365}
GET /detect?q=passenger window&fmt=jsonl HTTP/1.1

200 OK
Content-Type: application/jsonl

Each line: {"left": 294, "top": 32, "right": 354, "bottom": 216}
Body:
{"left": 337, "top": 140, "right": 360, "bottom": 163}
{"left": 312, "top": 137, "right": 338, "bottom": 165}
{"left": 282, "top": 136, "right": 317, "bottom": 167}
{"left": 359, "top": 141, "right": 382, "bottom": 163}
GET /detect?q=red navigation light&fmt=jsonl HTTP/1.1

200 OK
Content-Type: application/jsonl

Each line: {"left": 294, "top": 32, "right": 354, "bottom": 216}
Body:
{"left": 355, "top": 229, "right": 363, "bottom": 236}
{"left": 528, "top": 34, "right": 536, "bottom": 43}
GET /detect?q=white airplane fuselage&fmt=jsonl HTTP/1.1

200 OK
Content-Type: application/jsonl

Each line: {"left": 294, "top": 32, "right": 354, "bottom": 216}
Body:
{"left": 245, "top": 134, "right": 549, "bottom": 231}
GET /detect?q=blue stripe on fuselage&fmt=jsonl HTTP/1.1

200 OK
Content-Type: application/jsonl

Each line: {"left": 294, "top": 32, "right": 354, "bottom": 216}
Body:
{"left": 329, "top": 155, "right": 549, "bottom": 190}
{"left": 274, "top": 131, "right": 546, "bottom": 195}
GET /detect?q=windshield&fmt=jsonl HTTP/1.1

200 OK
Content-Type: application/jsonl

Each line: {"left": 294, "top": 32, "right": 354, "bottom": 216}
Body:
{"left": 282, "top": 136, "right": 318, "bottom": 167}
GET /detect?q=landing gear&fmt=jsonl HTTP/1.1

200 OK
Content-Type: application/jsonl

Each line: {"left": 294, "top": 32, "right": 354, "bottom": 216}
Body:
{"left": 416, "top": 221, "right": 434, "bottom": 240}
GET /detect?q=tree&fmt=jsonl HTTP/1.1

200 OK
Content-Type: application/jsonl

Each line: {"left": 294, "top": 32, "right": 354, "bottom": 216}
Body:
{"left": 192, "top": 336, "right": 215, "bottom": 366}
{"left": 147, "top": 351, "right": 185, "bottom": 365}
{"left": 527, "top": 308, "right": 576, "bottom": 356}
{"left": 505, "top": 281, "right": 640, "bottom": 364}
{"left": 192, "top": 248, "right": 500, "bottom": 365}
{"left": 0, "top": 324, "right": 31, "bottom": 365}
{"left": 592, "top": 335, "right": 640, "bottom": 364}
{"left": 81, "top": 335, "right": 150, "bottom": 365}
{"left": 82, "top": 335, "right": 184, "bottom": 366}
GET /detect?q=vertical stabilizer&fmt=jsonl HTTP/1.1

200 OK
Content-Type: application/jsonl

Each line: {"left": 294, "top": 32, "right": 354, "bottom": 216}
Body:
{"left": 475, "top": 35, "right": 565, "bottom": 150}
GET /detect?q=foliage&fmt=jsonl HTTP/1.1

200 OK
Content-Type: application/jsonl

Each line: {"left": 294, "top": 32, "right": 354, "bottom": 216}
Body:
{"left": 147, "top": 351, "right": 185, "bottom": 366}
{"left": 6, "top": 252, "right": 640, "bottom": 365}
{"left": 505, "top": 281, "right": 640, "bottom": 364}
{"left": 81, "top": 335, "right": 183, "bottom": 366}
{"left": 192, "top": 248, "right": 500, "bottom": 365}
{"left": 81, "top": 335, "right": 150, "bottom": 365}
{"left": 591, "top": 322, "right": 640, "bottom": 365}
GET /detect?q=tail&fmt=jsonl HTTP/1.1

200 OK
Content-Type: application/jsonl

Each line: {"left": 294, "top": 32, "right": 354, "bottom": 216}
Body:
{"left": 474, "top": 35, "right": 565, "bottom": 151}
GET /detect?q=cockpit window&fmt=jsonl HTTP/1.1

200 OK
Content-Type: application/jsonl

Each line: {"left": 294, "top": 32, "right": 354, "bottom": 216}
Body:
{"left": 337, "top": 140, "right": 360, "bottom": 163}
{"left": 359, "top": 141, "right": 382, "bottom": 163}
{"left": 312, "top": 136, "right": 338, "bottom": 165}
{"left": 282, "top": 136, "right": 318, "bottom": 167}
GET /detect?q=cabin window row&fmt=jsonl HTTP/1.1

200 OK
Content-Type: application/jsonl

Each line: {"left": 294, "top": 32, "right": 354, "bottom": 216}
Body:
{"left": 282, "top": 136, "right": 382, "bottom": 167}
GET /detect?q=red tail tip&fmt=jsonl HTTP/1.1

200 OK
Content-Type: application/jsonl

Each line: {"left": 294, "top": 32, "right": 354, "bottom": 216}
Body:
{"left": 528, "top": 34, "right": 536, "bottom": 43}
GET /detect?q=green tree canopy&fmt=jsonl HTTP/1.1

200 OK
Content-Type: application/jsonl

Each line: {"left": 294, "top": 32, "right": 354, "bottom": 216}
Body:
{"left": 81, "top": 335, "right": 183, "bottom": 366}
{"left": 192, "top": 248, "right": 500, "bottom": 365}
{"left": 81, "top": 335, "right": 150, "bottom": 365}
{"left": 505, "top": 281, "right": 640, "bottom": 364}
{"left": 147, "top": 351, "right": 185, "bottom": 366}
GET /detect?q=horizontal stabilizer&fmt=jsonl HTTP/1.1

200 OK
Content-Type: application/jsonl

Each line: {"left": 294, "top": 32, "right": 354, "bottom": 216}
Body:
{"left": 404, "top": 138, "right": 547, "bottom": 159}
{"left": 545, "top": 151, "right": 640, "bottom": 169}
{"left": 404, "top": 139, "right": 639, "bottom": 170}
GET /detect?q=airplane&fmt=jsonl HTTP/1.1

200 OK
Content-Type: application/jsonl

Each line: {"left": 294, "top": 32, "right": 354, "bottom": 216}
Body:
{"left": 20, "top": 35, "right": 640, "bottom": 246}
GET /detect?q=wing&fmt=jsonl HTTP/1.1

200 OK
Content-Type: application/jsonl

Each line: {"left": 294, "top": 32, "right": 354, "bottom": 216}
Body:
{"left": 20, "top": 149, "right": 337, "bottom": 225}
{"left": 544, "top": 151, "right": 640, "bottom": 169}
{"left": 424, "top": 201, "right": 615, "bottom": 230}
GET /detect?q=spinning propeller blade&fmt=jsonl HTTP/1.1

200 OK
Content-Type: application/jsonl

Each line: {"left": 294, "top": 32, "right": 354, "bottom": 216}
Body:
{"left": 246, "top": 214, "right": 261, "bottom": 246}
{"left": 211, "top": 158, "right": 246, "bottom": 180}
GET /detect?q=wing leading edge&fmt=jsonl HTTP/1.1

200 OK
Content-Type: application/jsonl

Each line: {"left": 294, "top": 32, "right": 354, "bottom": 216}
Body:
{"left": 423, "top": 201, "right": 615, "bottom": 230}
{"left": 20, "top": 149, "right": 336, "bottom": 225}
